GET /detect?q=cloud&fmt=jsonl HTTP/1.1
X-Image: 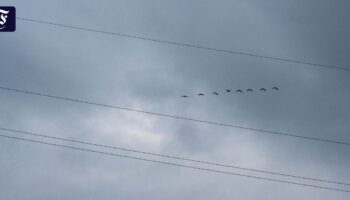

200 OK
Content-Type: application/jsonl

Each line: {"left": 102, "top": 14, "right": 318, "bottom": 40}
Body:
{"left": 1, "top": 0, "right": 350, "bottom": 199}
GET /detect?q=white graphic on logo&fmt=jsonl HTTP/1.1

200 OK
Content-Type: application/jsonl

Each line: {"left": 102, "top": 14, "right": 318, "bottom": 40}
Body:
{"left": 0, "top": 9, "right": 10, "bottom": 30}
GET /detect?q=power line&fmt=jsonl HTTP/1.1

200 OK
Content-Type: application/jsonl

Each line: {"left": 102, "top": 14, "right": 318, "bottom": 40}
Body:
{"left": 0, "top": 134, "right": 349, "bottom": 193}
{"left": 1, "top": 85, "right": 349, "bottom": 147}
{"left": 17, "top": 17, "right": 349, "bottom": 72}
{"left": 1, "top": 126, "right": 349, "bottom": 186}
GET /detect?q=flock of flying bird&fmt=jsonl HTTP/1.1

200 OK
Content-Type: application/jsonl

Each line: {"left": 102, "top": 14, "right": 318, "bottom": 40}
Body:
{"left": 180, "top": 87, "right": 279, "bottom": 98}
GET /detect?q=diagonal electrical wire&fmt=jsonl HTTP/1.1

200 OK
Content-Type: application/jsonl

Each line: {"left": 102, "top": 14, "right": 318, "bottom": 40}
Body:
{"left": 16, "top": 17, "right": 349, "bottom": 71}
{"left": 1, "top": 85, "right": 350, "bottom": 147}
{"left": 1, "top": 126, "right": 349, "bottom": 186}
{"left": 0, "top": 134, "right": 349, "bottom": 193}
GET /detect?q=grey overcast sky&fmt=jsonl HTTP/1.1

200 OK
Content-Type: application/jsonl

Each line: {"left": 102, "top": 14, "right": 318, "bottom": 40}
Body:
{"left": 1, "top": 0, "right": 350, "bottom": 199}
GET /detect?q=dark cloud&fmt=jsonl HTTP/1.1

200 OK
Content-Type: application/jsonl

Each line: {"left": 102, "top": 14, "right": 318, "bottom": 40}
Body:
{"left": 1, "top": 0, "right": 350, "bottom": 199}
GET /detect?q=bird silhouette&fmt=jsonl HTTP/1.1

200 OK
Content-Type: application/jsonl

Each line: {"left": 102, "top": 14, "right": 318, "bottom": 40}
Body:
{"left": 180, "top": 95, "right": 189, "bottom": 98}
{"left": 247, "top": 89, "right": 253, "bottom": 92}
{"left": 236, "top": 89, "right": 243, "bottom": 93}
{"left": 272, "top": 87, "right": 279, "bottom": 91}
{"left": 260, "top": 88, "right": 266, "bottom": 92}
{"left": 198, "top": 93, "right": 204, "bottom": 96}
{"left": 226, "top": 89, "right": 231, "bottom": 93}
{"left": 212, "top": 92, "right": 219, "bottom": 96}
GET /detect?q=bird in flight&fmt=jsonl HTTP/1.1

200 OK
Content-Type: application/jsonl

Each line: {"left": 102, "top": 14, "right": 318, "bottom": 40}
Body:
{"left": 236, "top": 89, "right": 243, "bottom": 93}
{"left": 247, "top": 89, "right": 253, "bottom": 92}
{"left": 260, "top": 88, "right": 266, "bottom": 92}
{"left": 212, "top": 92, "right": 219, "bottom": 96}
{"left": 272, "top": 87, "right": 279, "bottom": 91}
{"left": 226, "top": 89, "right": 231, "bottom": 93}
{"left": 180, "top": 95, "right": 189, "bottom": 98}
{"left": 198, "top": 93, "right": 204, "bottom": 96}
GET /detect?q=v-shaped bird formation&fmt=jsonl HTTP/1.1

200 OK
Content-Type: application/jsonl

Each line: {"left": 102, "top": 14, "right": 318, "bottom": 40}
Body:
{"left": 180, "top": 87, "right": 279, "bottom": 98}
